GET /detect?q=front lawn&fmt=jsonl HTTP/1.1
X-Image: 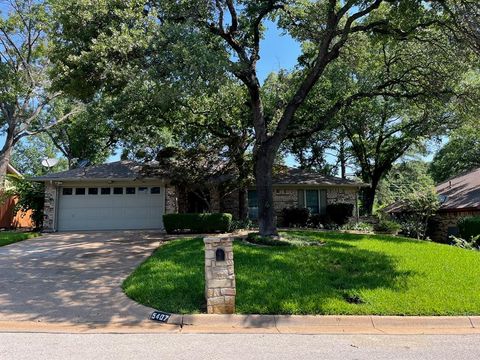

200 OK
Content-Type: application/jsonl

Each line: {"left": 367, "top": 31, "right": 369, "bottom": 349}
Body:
{"left": 123, "top": 231, "right": 480, "bottom": 315}
{"left": 0, "top": 231, "right": 39, "bottom": 247}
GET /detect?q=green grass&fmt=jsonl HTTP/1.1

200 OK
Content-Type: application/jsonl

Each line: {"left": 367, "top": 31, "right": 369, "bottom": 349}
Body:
{"left": 122, "top": 231, "right": 480, "bottom": 315}
{"left": 0, "top": 231, "right": 39, "bottom": 247}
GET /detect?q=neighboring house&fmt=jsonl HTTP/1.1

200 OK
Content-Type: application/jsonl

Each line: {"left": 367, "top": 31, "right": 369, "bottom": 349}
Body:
{"left": 429, "top": 168, "right": 480, "bottom": 242}
{"left": 33, "top": 161, "right": 368, "bottom": 232}
{"left": 0, "top": 164, "right": 34, "bottom": 229}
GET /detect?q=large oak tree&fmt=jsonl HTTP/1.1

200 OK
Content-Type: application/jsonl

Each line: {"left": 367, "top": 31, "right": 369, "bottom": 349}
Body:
{"left": 50, "top": 0, "right": 477, "bottom": 236}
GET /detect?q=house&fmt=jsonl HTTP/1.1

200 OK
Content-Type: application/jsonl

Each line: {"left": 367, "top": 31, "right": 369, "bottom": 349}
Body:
{"left": 429, "top": 168, "right": 480, "bottom": 242}
{"left": 0, "top": 164, "right": 34, "bottom": 229}
{"left": 33, "top": 161, "right": 368, "bottom": 232}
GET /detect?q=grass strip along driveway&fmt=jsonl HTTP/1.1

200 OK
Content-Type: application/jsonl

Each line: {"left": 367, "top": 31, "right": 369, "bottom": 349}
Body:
{"left": 0, "top": 232, "right": 39, "bottom": 247}
{"left": 123, "top": 231, "right": 480, "bottom": 316}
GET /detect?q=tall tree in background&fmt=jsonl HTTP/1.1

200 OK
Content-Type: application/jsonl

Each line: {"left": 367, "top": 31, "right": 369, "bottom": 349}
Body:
{"left": 45, "top": 101, "right": 118, "bottom": 169}
{"left": 10, "top": 133, "right": 67, "bottom": 176}
{"left": 429, "top": 124, "right": 480, "bottom": 183}
{"left": 49, "top": 0, "right": 479, "bottom": 236}
{"left": 0, "top": 0, "right": 77, "bottom": 182}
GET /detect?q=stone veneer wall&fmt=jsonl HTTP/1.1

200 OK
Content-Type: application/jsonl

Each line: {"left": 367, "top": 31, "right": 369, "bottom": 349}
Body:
{"left": 429, "top": 210, "right": 480, "bottom": 243}
{"left": 326, "top": 187, "right": 358, "bottom": 217}
{"left": 271, "top": 187, "right": 358, "bottom": 225}
{"left": 204, "top": 237, "right": 236, "bottom": 314}
{"left": 43, "top": 183, "right": 57, "bottom": 232}
{"left": 164, "top": 185, "right": 178, "bottom": 214}
{"left": 167, "top": 185, "right": 359, "bottom": 224}
{"left": 272, "top": 189, "right": 299, "bottom": 225}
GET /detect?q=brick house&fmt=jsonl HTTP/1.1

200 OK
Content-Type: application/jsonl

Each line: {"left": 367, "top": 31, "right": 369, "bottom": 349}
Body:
{"left": 33, "top": 161, "right": 367, "bottom": 232}
{"left": 429, "top": 168, "right": 480, "bottom": 243}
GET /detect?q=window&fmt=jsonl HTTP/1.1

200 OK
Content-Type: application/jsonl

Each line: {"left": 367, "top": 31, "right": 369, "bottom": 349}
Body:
{"left": 62, "top": 188, "right": 73, "bottom": 195}
{"left": 126, "top": 187, "right": 136, "bottom": 194}
{"left": 138, "top": 187, "right": 148, "bottom": 194}
{"left": 88, "top": 188, "right": 98, "bottom": 195}
{"left": 150, "top": 187, "right": 161, "bottom": 194}
{"left": 298, "top": 189, "right": 327, "bottom": 215}
{"left": 305, "top": 190, "right": 319, "bottom": 214}
{"left": 75, "top": 188, "right": 86, "bottom": 195}
{"left": 113, "top": 187, "right": 123, "bottom": 195}
{"left": 248, "top": 190, "right": 258, "bottom": 220}
{"left": 101, "top": 187, "right": 111, "bottom": 195}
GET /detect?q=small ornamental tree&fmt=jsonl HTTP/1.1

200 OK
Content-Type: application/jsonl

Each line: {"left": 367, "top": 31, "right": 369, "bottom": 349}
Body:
{"left": 385, "top": 163, "right": 440, "bottom": 239}
{"left": 2, "top": 175, "right": 44, "bottom": 229}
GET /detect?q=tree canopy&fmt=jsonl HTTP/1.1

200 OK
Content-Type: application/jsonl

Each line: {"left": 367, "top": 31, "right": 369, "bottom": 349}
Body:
{"left": 430, "top": 124, "right": 480, "bottom": 183}
{"left": 47, "top": 0, "right": 480, "bottom": 235}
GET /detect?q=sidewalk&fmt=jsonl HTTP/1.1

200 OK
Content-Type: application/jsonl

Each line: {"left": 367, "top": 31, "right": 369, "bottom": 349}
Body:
{"left": 1, "top": 315, "right": 479, "bottom": 335}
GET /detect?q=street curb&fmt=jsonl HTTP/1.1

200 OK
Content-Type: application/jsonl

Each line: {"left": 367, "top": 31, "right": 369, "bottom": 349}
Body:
{"left": 174, "top": 314, "right": 480, "bottom": 334}
{"left": 1, "top": 315, "right": 479, "bottom": 334}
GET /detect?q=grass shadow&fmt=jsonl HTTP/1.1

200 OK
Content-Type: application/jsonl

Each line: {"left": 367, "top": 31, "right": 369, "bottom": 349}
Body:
{"left": 124, "top": 235, "right": 414, "bottom": 315}
{"left": 234, "top": 239, "right": 413, "bottom": 314}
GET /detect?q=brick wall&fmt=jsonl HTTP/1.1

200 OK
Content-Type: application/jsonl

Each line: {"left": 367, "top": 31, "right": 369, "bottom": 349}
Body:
{"left": 326, "top": 187, "right": 358, "bottom": 218}
{"left": 430, "top": 210, "right": 480, "bottom": 243}
{"left": 43, "top": 183, "right": 57, "bottom": 232}
{"left": 164, "top": 185, "right": 178, "bottom": 214}
{"left": 168, "top": 185, "right": 359, "bottom": 225}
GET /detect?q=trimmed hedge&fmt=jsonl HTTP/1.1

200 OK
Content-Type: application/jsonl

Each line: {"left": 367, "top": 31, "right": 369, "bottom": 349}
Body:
{"left": 458, "top": 216, "right": 480, "bottom": 241}
{"left": 163, "top": 213, "right": 233, "bottom": 234}
{"left": 326, "top": 203, "right": 354, "bottom": 226}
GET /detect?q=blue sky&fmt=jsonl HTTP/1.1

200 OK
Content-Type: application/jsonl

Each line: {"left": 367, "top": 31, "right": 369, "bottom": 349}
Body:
{"left": 257, "top": 21, "right": 302, "bottom": 82}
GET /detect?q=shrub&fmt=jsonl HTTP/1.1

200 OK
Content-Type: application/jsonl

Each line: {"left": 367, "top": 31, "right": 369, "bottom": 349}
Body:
{"left": 458, "top": 216, "right": 480, "bottom": 241}
{"left": 229, "top": 218, "right": 254, "bottom": 232}
{"left": 2, "top": 175, "right": 44, "bottom": 229}
{"left": 341, "top": 222, "right": 374, "bottom": 232}
{"left": 246, "top": 232, "right": 291, "bottom": 246}
{"left": 282, "top": 207, "right": 310, "bottom": 227}
{"left": 450, "top": 234, "right": 480, "bottom": 251}
{"left": 326, "top": 203, "right": 354, "bottom": 226}
{"left": 163, "top": 213, "right": 233, "bottom": 234}
{"left": 374, "top": 219, "right": 401, "bottom": 234}
{"left": 308, "top": 214, "right": 327, "bottom": 229}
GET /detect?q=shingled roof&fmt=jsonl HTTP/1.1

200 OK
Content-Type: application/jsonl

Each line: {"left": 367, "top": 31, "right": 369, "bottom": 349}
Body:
{"left": 436, "top": 167, "right": 480, "bottom": 211}
{"left": 32, "top": 161, "right": 150, "bottom": 181}
{"left": 32, "top": 160, "right": 367, "bottom": 188}
{"left": 272, "top": 168, "right": 367, "bottom": 187}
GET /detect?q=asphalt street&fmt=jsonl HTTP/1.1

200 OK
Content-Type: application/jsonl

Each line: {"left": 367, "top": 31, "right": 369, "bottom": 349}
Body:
{"left": 1, "top": 333, "right": 479, "bottom": 360}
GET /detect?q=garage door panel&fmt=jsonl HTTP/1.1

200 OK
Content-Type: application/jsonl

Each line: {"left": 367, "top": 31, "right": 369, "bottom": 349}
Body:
{"left": 57, "top": 185, "right": 165, "bottom": 231}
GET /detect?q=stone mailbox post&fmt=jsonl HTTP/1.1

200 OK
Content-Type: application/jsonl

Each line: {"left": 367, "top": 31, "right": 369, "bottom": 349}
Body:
{"left": 204, "top": 237, "right": 236, "bottom": 314}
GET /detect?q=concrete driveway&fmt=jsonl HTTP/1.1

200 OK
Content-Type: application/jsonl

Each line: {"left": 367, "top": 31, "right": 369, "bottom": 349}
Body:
{"left": 0, "top": 231, "right": 167, "bottom": 326}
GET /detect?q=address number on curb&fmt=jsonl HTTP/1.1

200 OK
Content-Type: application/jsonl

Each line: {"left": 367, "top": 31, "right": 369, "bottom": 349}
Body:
{"left": 150, "top": 311, "right": 171, "bottom": 323}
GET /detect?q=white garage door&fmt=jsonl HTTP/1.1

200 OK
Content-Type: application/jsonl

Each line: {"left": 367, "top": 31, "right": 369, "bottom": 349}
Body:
{"left": 57, "top": 184, "right": 165, "bottom": 231}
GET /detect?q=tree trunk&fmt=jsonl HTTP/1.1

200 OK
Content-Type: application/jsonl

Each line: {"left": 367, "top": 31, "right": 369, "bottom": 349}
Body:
{"left": 339, "top": 141, "right": 347, "bottom": 179}
{"left": 0, "top": 128, "right": 16, "bottom": 187}
{"left": 363, "top": 177, "right": 380, "bottom": 215}
{"left": 254, "top": 144, "right": 277, "bottom": 236}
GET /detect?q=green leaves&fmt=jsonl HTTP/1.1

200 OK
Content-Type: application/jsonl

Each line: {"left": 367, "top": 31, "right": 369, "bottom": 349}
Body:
{"left": 429, "top": 124, "right": 480, "bottom": 183}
